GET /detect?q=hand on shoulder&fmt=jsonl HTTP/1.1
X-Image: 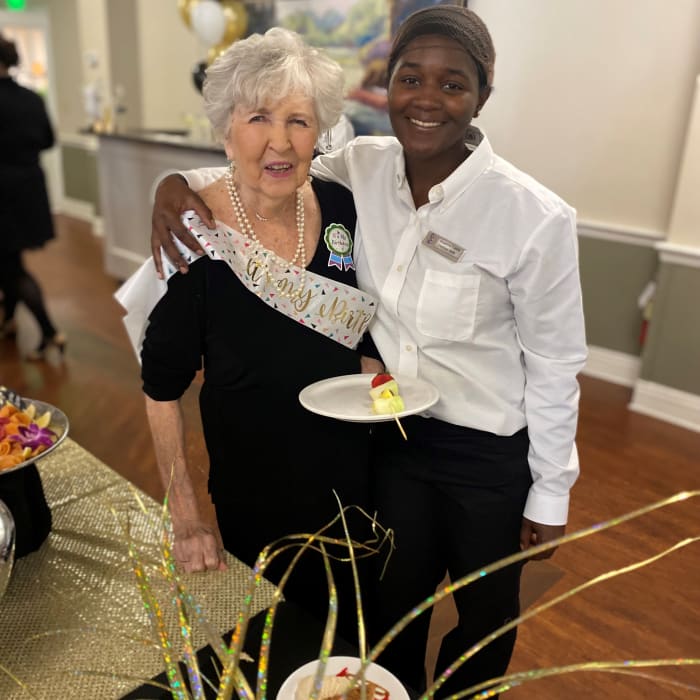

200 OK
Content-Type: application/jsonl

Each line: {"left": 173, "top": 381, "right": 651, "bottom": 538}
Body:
{"left": 151, "top": 174, "right": 213, "bottom": 278}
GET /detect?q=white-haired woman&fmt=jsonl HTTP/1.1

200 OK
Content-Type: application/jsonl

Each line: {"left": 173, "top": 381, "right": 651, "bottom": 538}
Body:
{"left": 117, "top": 27, "right": 382, "bottom": 641}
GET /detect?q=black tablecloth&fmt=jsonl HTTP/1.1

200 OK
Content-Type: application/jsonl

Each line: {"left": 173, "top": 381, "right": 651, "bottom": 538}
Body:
{"left": 122, "top": 600, "right": 359, "bottom": 699}
{"left": 0, "top": 463, "right": 51, "bottom": 557}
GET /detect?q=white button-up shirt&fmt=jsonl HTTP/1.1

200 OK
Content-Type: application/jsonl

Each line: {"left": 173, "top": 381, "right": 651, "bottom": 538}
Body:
{"left": 312, "top": 130, "right": 587, "bottom": 526}
{"left": 182, "top": 128, "right": 587, "bottom": 525}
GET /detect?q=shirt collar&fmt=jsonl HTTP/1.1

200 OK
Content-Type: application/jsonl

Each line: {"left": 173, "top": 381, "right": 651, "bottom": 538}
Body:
{"left": 435, "top": 126, "right": 493, "bottom": 205}
{"left": 393, "top": 140, "right": 407, "bottom": 188}
{"left": 393, "top": 126, "right": 494, "bottom": 204}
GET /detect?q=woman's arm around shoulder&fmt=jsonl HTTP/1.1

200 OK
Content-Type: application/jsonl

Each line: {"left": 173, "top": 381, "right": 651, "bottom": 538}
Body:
{"left": 150, "top": 167, "right": 226, "bottom": 278}
{"left": 310, "top": 143, "right": 352, "bottom": 188}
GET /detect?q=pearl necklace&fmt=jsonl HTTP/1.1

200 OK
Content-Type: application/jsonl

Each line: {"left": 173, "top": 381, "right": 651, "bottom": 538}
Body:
{"left": 225, "top": 166, "right": 307, "bottom": 300}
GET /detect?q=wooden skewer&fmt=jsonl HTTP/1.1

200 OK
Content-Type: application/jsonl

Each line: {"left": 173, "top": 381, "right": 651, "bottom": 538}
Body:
{"left": 394, "top": 414, "right": 408, "bottom": 441}
{"left": 370, "top": 374, "right": 408, "bottom": 439}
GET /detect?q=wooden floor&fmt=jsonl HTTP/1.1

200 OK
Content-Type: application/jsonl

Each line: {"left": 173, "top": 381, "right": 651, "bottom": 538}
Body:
{"left": 2, "top": 215, "right": 699, "bottom": 699}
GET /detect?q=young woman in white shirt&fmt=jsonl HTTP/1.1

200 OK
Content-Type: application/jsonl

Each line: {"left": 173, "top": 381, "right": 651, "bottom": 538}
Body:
{"left": 148, "top": 7, "right": 587, "bottom": 697}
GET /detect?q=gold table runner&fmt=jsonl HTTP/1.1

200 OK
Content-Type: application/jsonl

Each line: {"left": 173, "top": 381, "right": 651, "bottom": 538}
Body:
{"left": 0, "top": 439, "right": 275, "bottom": 699}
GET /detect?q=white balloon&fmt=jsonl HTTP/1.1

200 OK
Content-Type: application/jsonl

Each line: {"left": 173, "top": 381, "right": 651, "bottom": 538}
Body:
{"left": 191, "top": 0, "right": 226, "bottom": 47}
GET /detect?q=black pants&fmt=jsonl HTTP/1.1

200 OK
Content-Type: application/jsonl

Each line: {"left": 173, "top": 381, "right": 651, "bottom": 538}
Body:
{"left": 369, "top": 416, "right": 532, "bottom": 699}
{"left": 0, "top": 462, "right": 52, "bottom": 557}
{"left": 215, "top": 491, "right": 376, "bottom": 649}
{"left": 0, "top": 249, "right": 56, "bottom": 339}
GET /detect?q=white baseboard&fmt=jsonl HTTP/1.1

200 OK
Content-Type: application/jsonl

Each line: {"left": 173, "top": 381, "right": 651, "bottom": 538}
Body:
{"left": 582, "top": 345, "right": 640, "bottom": 387}
{"left": 629, "top": 380, "right": 700, "bottom": 433}
{"left": 92, "top": 216, "right": 104, "bottom": 237}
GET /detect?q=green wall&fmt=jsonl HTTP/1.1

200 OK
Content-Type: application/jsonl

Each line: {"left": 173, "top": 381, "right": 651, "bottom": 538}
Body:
{"left": 578, "top": 237, "right": 658, "bottom": 356}
{"left": 61, "top": 145, "right": 100, "bottom": 214}
{"left": 640, "top": 262, "right": 700, "bottom": 395}
{"left": 579, "top": 236, "right": 700, "bottom": 396}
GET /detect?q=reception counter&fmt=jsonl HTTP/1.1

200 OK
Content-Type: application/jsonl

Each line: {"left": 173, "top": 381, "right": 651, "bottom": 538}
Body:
{"left": 96, "top": 130, "right": 227, "bottom": 280}
{"left": 0, "top": 439, "right": 275, "bottom": 699}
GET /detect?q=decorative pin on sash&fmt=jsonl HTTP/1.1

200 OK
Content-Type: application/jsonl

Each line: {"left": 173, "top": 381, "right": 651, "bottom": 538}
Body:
{"left": 324, "top": 223, "right": 355, "bottom": 271}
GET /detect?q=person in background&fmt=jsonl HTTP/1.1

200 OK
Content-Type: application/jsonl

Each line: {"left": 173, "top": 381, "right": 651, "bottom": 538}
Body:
{"left": 0, "top": 33, "right": 65, "bottom": 360}
{"left": 147, "top": 6, "right": 587, "bottom": 697}
{"left": 115, "top": 27, "right": 383, "bottom": 644}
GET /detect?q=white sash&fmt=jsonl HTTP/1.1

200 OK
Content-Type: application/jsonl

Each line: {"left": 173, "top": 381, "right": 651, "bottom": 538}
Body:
{"left": 115, "top": 212, "right": 377, "bottom": 359}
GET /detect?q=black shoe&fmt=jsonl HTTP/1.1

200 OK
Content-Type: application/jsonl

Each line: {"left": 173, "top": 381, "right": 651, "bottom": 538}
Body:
{"left": 25, "top": 332, "right": 67, "bottom": 361}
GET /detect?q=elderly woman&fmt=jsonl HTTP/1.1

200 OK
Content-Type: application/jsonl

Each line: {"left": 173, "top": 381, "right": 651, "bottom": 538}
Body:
{"left": 117, "top": 27, "right": 382, "bottom": 641}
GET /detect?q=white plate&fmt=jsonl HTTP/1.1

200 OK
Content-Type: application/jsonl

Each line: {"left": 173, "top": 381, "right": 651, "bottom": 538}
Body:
{"left": 299, "top": 374, "right": 439, "bottom": 423}
{"left": 276, "top": 655, "right": 409, "bottom": 700}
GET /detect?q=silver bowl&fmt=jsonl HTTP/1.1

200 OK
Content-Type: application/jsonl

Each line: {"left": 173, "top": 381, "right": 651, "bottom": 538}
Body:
{"left": 0, "top": 398, "right": 70, "bottom": 476}
{"left": 0, "top": 499, "right": 15, "bottom": 601}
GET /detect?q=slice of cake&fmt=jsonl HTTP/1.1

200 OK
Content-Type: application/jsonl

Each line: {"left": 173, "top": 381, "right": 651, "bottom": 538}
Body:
{"left": 295, "top": 675, "right": 351, "bottom": 700}
{"left": 369, "top": 373, "right": 405, "bottom": 415}
{"left": 295, "top": 673, "right": 389, "bottom": 700}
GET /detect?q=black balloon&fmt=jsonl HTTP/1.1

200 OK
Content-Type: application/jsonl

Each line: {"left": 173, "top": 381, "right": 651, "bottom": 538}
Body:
{"left": 192, "top": 60, "right": 207, "bottom": 94}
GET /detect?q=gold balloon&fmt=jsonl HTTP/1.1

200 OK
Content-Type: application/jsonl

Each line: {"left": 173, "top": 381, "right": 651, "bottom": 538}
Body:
{"left": 220, "top": 0, "right": 249, "bottom": 44}
{"left": 205, "top": 1, "right": 247, "bottom": 64}
{"left": 178, "top": 0, "right": 199, "bottom": 29}
{"left": 207, "top": 41, "right": 229, "bottom": 65}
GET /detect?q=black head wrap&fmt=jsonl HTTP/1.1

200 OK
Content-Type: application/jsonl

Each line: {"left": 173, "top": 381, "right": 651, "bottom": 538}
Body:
{"left": 387, "top": 5, "right": 495, "bottom": 89}
{"left": 0, "top": 34, "right": 19, "bottom": 69}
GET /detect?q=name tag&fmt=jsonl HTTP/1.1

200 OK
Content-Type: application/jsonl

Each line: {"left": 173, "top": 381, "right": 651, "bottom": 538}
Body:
{"left": 422, "top": 231, "right": 465, "bottom": 262}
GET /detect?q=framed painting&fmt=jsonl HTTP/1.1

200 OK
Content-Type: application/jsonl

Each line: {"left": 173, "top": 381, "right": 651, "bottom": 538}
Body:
{"left": 275, "top": 0, "right": 464, "bottom": 135}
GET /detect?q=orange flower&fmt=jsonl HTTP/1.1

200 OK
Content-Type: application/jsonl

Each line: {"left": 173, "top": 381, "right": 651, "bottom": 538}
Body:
{"left": 0, "top": 400, "right": 58, "bottom": 468}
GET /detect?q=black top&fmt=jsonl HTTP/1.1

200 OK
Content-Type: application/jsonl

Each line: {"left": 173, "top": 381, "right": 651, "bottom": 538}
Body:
{"left": 0, "top": 76, "right": 55, "bottom": 250}
{"left": 142, "top": 178, "right": 376, "bottom": 519}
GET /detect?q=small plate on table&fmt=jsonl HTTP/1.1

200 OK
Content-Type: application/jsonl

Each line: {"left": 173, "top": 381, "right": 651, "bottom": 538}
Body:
{"left": 299, "top": 373, "right": 439, "bottom": 423}
{"left": 276, "top": 655, "right": 409, "bottom": 700}
{"left": 0, "top": 395, "right": 69, "bottom": 477}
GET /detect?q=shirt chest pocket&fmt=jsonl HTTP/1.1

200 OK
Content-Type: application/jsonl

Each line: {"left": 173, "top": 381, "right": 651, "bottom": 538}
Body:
{"left": 416, "top": 269, "right": 480, "bottom": 342}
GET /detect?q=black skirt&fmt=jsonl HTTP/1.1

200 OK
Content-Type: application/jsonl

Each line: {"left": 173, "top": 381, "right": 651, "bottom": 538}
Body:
{"left": 0, "top": 165, "right": 55, "bottom": 251}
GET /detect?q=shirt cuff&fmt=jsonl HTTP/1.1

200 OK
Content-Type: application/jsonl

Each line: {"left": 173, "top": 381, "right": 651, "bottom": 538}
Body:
{"left": 523, "top": 489, "right": 570, "bottom": 526}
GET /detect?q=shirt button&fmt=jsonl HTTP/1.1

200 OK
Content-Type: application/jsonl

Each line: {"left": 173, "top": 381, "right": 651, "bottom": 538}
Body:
{"left": 396, "top": 264, "right": 404, "bottom": 272}
{"left": 405, "top": 344, "right": 413, "bottom": 351}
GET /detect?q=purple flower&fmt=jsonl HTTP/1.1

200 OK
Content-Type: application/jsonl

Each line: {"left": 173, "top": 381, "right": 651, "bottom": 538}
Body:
{"left": 11, "top": 423, "right": 56, "bottom": 450}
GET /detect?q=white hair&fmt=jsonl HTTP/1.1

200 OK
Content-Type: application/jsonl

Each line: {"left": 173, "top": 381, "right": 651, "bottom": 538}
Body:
{"left": 203, "top": 27, "right": 345, "bottom": 142}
